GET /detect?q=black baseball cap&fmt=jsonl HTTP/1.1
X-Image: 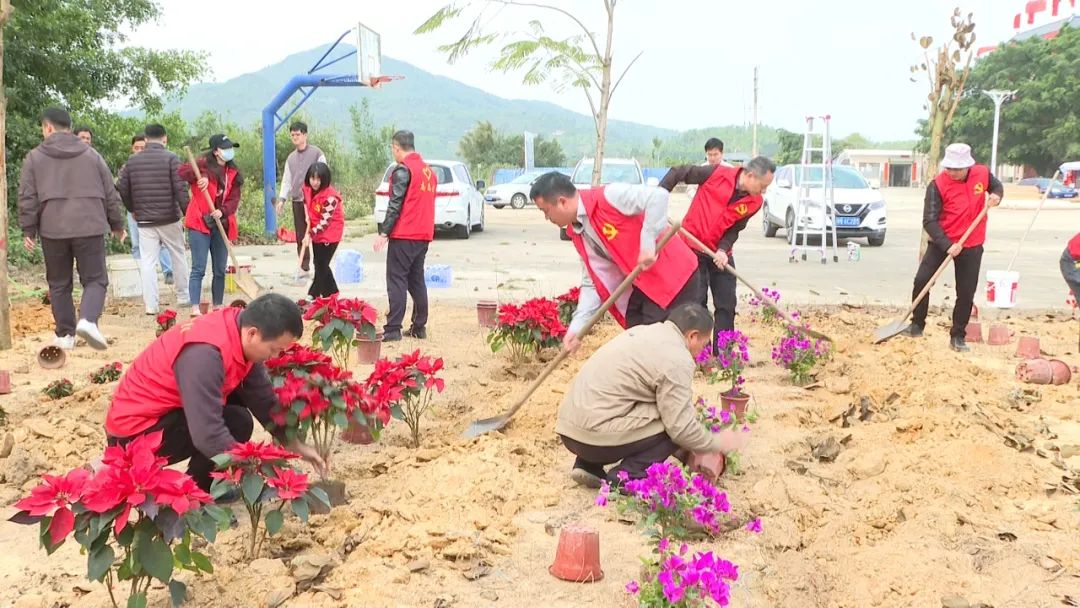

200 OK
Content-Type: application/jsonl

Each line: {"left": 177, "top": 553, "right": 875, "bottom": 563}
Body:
{"left": 208, "top": 134, "right": 239, "bottom": 150}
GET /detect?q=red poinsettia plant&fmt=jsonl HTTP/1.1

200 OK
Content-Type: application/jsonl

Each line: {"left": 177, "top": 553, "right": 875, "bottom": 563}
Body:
{"left": 364, "top": 350, "right": 445, "bottom": 448}
{"left": 209, "top": 441, "right": 330, "bottom": 558}
{"left": 155, "top": 309, "right": 178, "bottom": 337}
{"left": 42, "top": 378, "right": 74, "bottom": 400}
{"left": 556, "top": 286, "right": 581, "bottom": 327}
{"left": 486, "top": 297, "right": 566, "bottom": 360}
{"left": 90, "top": 362, "right": 124, "bottom": 384}
{"left": 8, "top": 431, "right": 231, "bottom": 608}
{"left": 265, "top": 344, "right": 391, "bottom": 476}
{"left": 303, "top": 293, "right": 378, "bottom": 368}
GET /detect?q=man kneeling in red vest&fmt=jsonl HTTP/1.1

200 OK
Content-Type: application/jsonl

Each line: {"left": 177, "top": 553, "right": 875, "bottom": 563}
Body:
{"left": 530, "top": 172, "right": 701, "bottom": 352}
{"left": 104, "top": 293, "right": 326, "bottom": 494}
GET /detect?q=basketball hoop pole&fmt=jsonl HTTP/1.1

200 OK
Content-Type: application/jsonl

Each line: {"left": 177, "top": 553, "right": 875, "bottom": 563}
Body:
{"left": 260, "top": 26, "right": 386, "bottom": 234}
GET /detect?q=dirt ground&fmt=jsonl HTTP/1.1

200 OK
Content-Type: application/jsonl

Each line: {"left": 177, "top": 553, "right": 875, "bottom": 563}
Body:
{"left": 1, "top": 283, "right": 1079, "bottom": 608}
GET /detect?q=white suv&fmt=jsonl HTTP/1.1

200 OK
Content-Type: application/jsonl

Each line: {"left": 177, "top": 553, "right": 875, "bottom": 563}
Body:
{"left": 374, "top": 160, "right": 487, "bottom": 239}
{"left": 761, "top": 164, "right": 887, "bottom": 247}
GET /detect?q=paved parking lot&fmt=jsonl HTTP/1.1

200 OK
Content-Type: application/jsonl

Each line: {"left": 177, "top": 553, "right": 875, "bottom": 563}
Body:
{"left": 223, "top": 187, "right": 1079, "bottom": 311}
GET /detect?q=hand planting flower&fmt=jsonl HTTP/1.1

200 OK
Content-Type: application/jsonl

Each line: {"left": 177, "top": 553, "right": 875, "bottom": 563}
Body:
{"left": 210, "top": 441, "right": 329, "bottom": 558}
{"left": 42, "top": 379, "right": 74, "bottom": 400}
{"left": 771, "top": 327, "right": 832, "bottom": 385}
{"left": 698, "top": 330, "right": 749, "bottom": 397}
{"left": 155, "top": 309, "right": 178, "bottom": 336}
{"left": 303, "top": 293, "right": 379, "bottom": 368}
{"left": 598, "top": 462, "right": 732, "bottom": 541}
{"left": 625, "top": 540, "right": 740, "bottom": 607}
{"left": 9, "top": 430, "right": 230, "bottom": 608}
{"left": 486, "top": 297, "right": 566, "bottom": 360}
{"left": 556, "top": 286, "right": 580, "bottom": 327}
{"left": 90, "top": 362, "right": 123, "bottom": 384}
{"left": 364, "top": 349, "right": 445, "bottom": 448}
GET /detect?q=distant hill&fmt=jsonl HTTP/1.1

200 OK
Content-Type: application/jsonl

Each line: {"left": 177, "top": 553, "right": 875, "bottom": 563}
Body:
{"left": 165, "top": 44, "right": 908, "bottom": 162}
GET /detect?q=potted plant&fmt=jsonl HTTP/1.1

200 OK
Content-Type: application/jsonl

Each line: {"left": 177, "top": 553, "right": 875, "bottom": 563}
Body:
{"left": 771, "top": 326, "right": 832, "bottom": 386}
{"left": 8, "top": 431, "right": 231, "bottom": 608}
{"left": 486, "top": 297, "right": 566, "bottom": 361}
{"left": 365, "top": 350, "right": 445, "bottom": 448}
{"left": 303, "top": 294, "right": 379, "bottom": 368}
{"left": 698, "top": 330, "right": 750, "bottom": 421}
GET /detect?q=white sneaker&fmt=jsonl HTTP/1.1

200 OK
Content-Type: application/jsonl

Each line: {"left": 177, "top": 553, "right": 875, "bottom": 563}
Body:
{"left": 76, "top": 320, "right": 108, "bottom": 350}
{"left": 52, "top": 335, "right": 76, "bottom": 350}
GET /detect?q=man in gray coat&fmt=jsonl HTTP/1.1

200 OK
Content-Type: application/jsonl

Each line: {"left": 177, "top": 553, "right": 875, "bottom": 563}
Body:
{"left": 117, "top": 123, "right": 191, "bottom": 315}
{"left": 19, "top": 107, "right": 126, "bottom": 350}
{"left": 275, "top": 121, "right": 326, "bottom": 275}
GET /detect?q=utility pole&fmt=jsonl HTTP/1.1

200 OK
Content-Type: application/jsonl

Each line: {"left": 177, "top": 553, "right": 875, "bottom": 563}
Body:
{"left": 751, "top": 66, "right": 759, "bottom": 157}
{"left": 982, "top": 89, "right": 1015, "bottom": 175}
{"left": 0, "top": 0, "right": 14, "bottom": 350}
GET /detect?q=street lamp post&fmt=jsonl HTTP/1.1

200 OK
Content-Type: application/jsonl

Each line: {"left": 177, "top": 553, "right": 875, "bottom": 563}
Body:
{"left": 982, "top": 89, "right": 1016, "bottom": 174}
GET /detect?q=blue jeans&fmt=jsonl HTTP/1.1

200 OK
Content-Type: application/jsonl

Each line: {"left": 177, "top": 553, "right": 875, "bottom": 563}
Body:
{"left": 188, "top": 228, "right": 227, "bottom": 306}
{"left": 129, "top": 213, "right": 173, "bottom": 274}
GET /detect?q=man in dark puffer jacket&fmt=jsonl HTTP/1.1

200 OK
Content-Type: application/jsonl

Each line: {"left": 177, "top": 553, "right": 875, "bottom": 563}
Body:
{"left": 117, "top": 123, "right": 191, "bottom": 315}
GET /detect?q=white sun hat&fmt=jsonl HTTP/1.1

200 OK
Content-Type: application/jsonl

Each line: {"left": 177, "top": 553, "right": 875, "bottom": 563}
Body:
{"left": 940, "top": 143, "right": 976, "bottom": 169}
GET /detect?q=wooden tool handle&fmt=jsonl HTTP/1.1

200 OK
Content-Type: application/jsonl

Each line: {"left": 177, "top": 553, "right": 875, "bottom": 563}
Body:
{"left": 1007, "top": 169, "right": 1060, "bottom": 272}
{"left": 499, "top": 220, "right": 685, "bottom": 420}
{"left": 904, "top": 203, "right": 991, "bottom": 318}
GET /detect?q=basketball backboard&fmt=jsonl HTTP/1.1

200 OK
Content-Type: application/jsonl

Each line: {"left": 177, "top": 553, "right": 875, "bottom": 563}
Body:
{"left": 356, "top": 23, "right": 382, "bottom": 84}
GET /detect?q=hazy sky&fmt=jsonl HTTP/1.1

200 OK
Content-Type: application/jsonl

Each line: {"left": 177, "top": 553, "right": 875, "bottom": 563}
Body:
{"left": 126, "top": 0, "right": 1051, "bottom": 141}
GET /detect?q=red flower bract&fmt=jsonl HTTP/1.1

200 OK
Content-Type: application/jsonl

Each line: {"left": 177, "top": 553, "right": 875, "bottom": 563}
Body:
{"left": 226, "top": 441, "right": 299, "bottom": 464}
{"left": 266, "top": 466, "right": 309, "bottom": 500}
{"left": 302, "top": 293, "right": 378, "bottom": 330}
{"left": 14, "top": 468, "right": 90, "bottom": 517}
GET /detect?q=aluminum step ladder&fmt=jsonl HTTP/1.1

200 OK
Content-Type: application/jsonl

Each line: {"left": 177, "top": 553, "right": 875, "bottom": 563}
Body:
{"left": 789, "top": 115, "right": 840, "bottom": 264}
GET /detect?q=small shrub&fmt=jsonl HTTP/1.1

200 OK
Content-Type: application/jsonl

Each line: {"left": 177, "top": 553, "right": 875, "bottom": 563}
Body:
{"left": 89, "top": 362, "right": 123, "bottom": 384}
{"left": 771, "top": 327, "right": 832, "bottom": 385}
{"left": 486, "top": 297, "right": 566, "bottom": 360}
{"left": 366, "top": 350, "right": 445, "bottom": 448}
{"left": 42, "top": 379, "right": 74, "bottom": 400}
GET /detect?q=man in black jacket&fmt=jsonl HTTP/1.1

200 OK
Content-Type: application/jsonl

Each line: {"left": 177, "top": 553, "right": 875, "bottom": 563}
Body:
{"left": 117, "top": 123, "right": 191, "bottom": 315}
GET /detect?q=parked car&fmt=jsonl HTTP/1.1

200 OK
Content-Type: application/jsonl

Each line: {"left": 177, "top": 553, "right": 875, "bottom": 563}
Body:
{"left": 559, "top": 157, "right": 658, "bottom": 240}
{"left": 762, "top": 164, "right": 887, "bottom": 247}
{"left": 1044, "top": 180, "right": 1078, "bottom": 199}
{"left": 485, "top": 170, "right": 546, "bottom": 209}
{"left": 374, "top": 160, "right": 486, "bottom": 239}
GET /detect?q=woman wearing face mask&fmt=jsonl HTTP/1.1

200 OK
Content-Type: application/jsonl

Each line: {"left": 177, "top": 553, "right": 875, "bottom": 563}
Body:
{"left": 302, "top": 162, "right": 344, "bottom": 298}
{"left": 179, "top": 134, "right": 244, "bottom": 316}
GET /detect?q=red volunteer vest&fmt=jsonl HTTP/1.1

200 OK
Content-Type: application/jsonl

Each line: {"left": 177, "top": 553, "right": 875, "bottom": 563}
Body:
{"left": 389, "top": 152, "right": 436, "bottom": 241}
{"left": 304, "top": 185, "right": 344, "bottom": 244}
{"left": 682, "top": 166, "right": 763, "bottom": 253}
{"left": 569, "top": 187, "right": 698, "bottom": 327}
{"left": 1069, "top": 232, "right": 1080, "bottom": 260}
{"left": 105, "top": 308, "right": 254, "bottom": 438}
{"left": 934, "top": 164, "right": 990, "bottom": 248}
{"left": 184, "top": 161, "right": 240, "bottom": 241}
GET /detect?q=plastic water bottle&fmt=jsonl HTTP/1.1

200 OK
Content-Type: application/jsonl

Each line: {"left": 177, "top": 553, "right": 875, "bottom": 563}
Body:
{"left": 335, "top": 249, "right": 364, "bottom": 284}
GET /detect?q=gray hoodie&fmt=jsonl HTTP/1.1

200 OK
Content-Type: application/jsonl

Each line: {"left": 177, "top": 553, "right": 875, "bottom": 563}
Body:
{"left": 18, "top": 132, "right": 125, "bottom": 240}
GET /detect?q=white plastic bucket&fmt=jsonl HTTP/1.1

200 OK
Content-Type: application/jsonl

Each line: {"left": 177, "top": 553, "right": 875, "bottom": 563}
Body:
{"left": 986, "top": 270, "right": 1020, "bottom": 308}
{"left": 107, "top": 258, "right": 141, "bottom": 298}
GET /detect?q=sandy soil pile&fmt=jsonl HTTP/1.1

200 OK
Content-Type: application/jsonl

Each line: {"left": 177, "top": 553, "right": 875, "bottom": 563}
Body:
{"left": 0, "top": 299, "right": 1078, "bottom": 607}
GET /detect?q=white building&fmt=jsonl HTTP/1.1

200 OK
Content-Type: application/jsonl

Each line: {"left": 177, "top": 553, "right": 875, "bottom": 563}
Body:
{"left": 834, "top": 149, "right": 927, "bottom": 188}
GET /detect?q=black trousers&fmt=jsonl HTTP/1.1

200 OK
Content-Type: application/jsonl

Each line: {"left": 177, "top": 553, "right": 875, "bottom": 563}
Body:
{"left": 625, "top": 272, "right": 701, "bottom": 328}
{"left": 107, "top": 404, "right": 254, "bottom": 492}
{"left": 385, "top": 239, "right": 429, "bottom": 334}
{"left": 911, "top": 243, "right": 983, "bottom": 338}
{"left": 308, "top": 242, "right": 339, "bottom": 299}
{"left": 41, "top": 235, "right": 109, "bottom": 337}
{"left": 559, "top": 432, "right": 680, "bottom": 485}
{"left": 292, "top": 200, "right": 310, "bottom": 271}
{"left": 695, "top": 251, "right": 737, "bottom": 338}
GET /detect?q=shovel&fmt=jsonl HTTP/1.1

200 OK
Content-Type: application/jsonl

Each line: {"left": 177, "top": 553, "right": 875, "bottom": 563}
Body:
{"left": 873, "top": 203, "right": 990, "bottom": 344}
{"left": 677, "top": 227, "right": 832, "bottom": 342}
{"left": 463, "top": 220, "right": 685, "bottom": 439}
{"left": 183, "top": 147, "right": 262, "bottom": 300}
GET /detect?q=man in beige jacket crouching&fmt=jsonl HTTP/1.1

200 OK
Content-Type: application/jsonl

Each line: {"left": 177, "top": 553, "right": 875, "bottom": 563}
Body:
{"left": 557, "top": 303, "right": 747, "bottom": 488}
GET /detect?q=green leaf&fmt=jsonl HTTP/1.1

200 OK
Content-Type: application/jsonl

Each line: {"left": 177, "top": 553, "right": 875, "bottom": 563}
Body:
{"left": 264, "top": 509, "right": 285, "bottom": 536}
{"left": 174, "top": 542, "right": 192, "bottom": 566}
{"left": 332, "top": 411, "right": 348, "bottom": 429}
{"left": 135, "top": 531, "right": 174, "bottom": 583}
{"left": 191, "top": 551, "right": 213, "bottom": 574}
{"left": 88, "top": 545, "right": 115, "bottom": 582}
{"left": 241, "top": 473, "right": 265, "bottom": 506}
{"left": 169, "top": 580, "right": 188, "bottom": 607}
{"left": 210, "top": 453, "right": 232, "bottom": 468}
{"left": 127, "top": 593, "right": 148, "bottom": 608}
{"left": 291, "top": 496, "right": 310, "bottom": 522}
{"left": 309, "top": 486, "right": 331, "bottom": 508}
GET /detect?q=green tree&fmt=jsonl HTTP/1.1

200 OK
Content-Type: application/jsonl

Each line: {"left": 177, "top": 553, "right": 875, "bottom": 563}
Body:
{"left": 417, "top": 1, "right": 643, "bottom": 187}
{"left": 774, "top": 129, "right": 803, "bottom": 165}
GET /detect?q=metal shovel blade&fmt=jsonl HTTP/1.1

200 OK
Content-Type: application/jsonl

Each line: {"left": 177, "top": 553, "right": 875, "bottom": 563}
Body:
{"left": 873, "top": 320, "right": 910, "bottom": 344}
{"left": 234, "top": 270, "right": 263, "bottom": 300}
{"left": 463, "top": 414, "right": 511, "bottom": 439}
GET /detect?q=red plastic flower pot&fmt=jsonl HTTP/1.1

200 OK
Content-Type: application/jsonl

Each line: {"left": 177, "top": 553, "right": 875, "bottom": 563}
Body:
{"left": 340, "top": 419, "right": 374, "bottom": 445}
{"left": 477, "top": 300, "right": 498, "bottom": 329}
{"left": 1016, "top": 358, "right": 1053, "bottom": 384}
{"left": 965, "top": 322, "right": 983, "bottom": 343}
{"left": 1015, "top": 335, "right": 1040, "bottom": 359}
{"left": 720, "top": 391, "right": 751, "bottom": 424}
{"left": 987, "top": 324, "right": 1012, "bottom": 346}
{"left": 687, "top": 451, "right": 726, "bottom": 483}
{"left": 1049, "top": 359, "right": 1073, "bottom": 385}
{"left": 0, "top": 370, "right": 11, "bottom": 394}
{"left": 356, "top": 333, "right": 383, "bottom": 366}
{"left": 549, "top": 523, "right": 603, "bottom": 583}
{"left": 37, "top": 345, "right": 66, "bottom": 370}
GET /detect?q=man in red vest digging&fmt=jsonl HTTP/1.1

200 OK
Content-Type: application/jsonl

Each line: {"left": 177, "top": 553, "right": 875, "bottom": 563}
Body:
{"left": 660, "top": 156, "right": 776, "bottom": 340}
{"left": 907, "top": 143, "right": 1003, "bottom": 352}
{"left": 374, "top": 130, "right": 436, "bottom": 342}
{"left": 104, "top": 293, "right": 326, "bottom": 493}
{"left": 530, "top": 171, "right": 701, "bottom": 353}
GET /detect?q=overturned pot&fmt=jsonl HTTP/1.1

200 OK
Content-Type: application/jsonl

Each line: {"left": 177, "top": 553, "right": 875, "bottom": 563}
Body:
{"left": 37, "top": 345, "right": 66, "bottom": 370}
{"left": 687, "top": 451, "right": 726, "bottom": 483}
{"left": 965, "top": 322, "right": 983, "bottom": 344}
{"left": 310, "top": 479, "right": 348, "bottom": 515}
{"left": 549, "top": 523, "right": 603, "bottom": 583}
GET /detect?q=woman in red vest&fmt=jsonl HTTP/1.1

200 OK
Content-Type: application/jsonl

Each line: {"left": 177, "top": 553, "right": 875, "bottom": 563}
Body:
{"left": 908, "top": 143, "right": 1002, "bottom": 352}
{"left": 1062, "top": 232, "right": 1080, "bottom": 302}
{"left": 659, "top": 156, "right": 775, "bottom": 340}
{"left": 104, "top": 294, "right": 325, "bottom": 492}
{"left": 302, "top": 162, "right": 344, "bottom": 298}
{"left": 179, "top": 134, "right": 243, "bottom": 317}
{"left": 529, "top": 171, "right": 701, "bottom": 353}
